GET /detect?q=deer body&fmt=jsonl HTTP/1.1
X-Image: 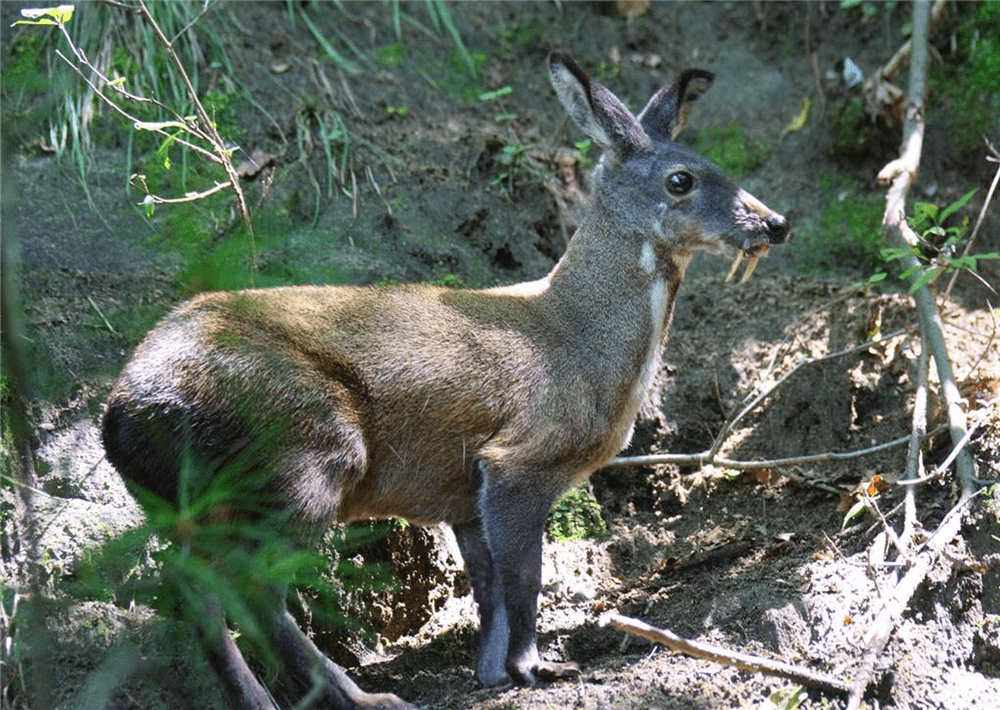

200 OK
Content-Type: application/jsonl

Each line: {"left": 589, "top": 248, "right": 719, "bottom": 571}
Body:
{"left": 103, "top": 52, "right": 787, "bottom": 709}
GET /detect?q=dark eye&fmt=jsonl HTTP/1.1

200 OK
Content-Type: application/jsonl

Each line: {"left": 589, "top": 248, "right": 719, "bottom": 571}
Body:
{"left": 665, "top": 170, "right": 694, "bottom": 196}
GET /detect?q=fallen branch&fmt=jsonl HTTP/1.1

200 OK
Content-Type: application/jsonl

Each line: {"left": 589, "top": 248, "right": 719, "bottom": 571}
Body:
{"left": 610, "top": 328, "right": 917, "bottom": 472}
{"left": 845, "top": 488, "right": 976, "bottom": 710}
{"left": 900, "top": 323, "right": 929, "bottom": 549}
{"left": 601, "top": 612, "right": 850, "bottom": 695}
{"left": 607, "top": 427, "right": 946, "bottom": 474}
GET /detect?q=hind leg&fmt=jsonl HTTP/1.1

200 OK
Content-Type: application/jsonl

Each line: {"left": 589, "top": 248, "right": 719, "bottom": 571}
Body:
{"left": 268, "top": 606, "right": 415, "bottom": 710}
{"left": 198, "top": 598, "right": 279, "bottom": 710}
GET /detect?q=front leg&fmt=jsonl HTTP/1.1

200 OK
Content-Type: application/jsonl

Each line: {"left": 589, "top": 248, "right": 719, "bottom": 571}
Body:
{"left": 452, "top": 518, "right": 509, "bottom": 686}
{"left": 478, "top": 471, "right": 581, "bottom": 685}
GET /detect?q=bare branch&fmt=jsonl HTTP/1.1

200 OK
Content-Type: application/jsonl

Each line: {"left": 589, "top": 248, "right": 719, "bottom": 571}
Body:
{"left": 900, "top": 325, "right": 929, "bottom": 549}
{"left": 135, "top": 0, "right": 255, "bottom": 262}
{"left": 601, "top": 612, "right": 851, "bottom": 695}
{"left": 612, "top": 430, "right": 928, "bottom": 471}
{"left": 706, "top": 327, "right": 912, "bottom": 460}
{"left": 137, "top": 181, "right": 232, "bottom": 205}
{"left": 876, "top": 0, "right": 977, "bottom": 498}
{"left": 52, "top": 49, "right": 222, "bottom": 166}
{"left": 846, "top": 488, "right": 976, "bottom": 709}
{"left": 849, "top": 2, "right": 978, "bottom": 705}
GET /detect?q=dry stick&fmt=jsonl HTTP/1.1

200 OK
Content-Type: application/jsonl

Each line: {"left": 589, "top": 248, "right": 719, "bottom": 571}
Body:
{"left": 899, "top": 324, "right": 929, "bottom": 551}
{"left": 707, "top": 327, "right": 912, "bottom": 461}
{"left": 135, "top": 0, "right": 257, "bottom": 267}
{"left": 609, "top": 328, "right": 913, "bottom": 471}
{"left": 607, "top": 429, "right": 945, "bottom": 473}
{"left": 848, "top": 3, "right": 976, "bottom": 707}
{"left": 601, "top": 613, "right": 851, "bottom": 695}
{"left": 875, "top": 0, "right": 977, "bottom": 499}
{"left": 846, "top": 489, "right": 975, "bottom": 710}
{"left": 874, "top": 0, "right": 949, "bottom": 84}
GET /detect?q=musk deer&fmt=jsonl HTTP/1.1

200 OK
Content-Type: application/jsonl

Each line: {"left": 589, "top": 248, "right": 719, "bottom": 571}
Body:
{"left": 102, "top": 51, "right": 788, "bottom": 709}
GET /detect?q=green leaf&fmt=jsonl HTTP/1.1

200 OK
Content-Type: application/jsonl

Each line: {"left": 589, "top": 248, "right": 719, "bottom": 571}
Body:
{"left": 938, "top": 188, "right": 979, "bottom": 224}
{"left": 949, "top": 252, "right": 1000, "bottom": 271}
{"left": 841, "top": 498, "right": 868, "bottom": 529}
{"left": 881, "top": 245, "right": 917, "bottom": 262}
{"left": 908, "top": 265, "right": 943, "bottom": 293}
{"left": 478, "top": 86, "right": 513, "bottom": 102}
{"left": 913, "top": 201, "right": 938, "bottom": 221}
{"left": 14, "top": 4, "right": 74, "bottom": 26}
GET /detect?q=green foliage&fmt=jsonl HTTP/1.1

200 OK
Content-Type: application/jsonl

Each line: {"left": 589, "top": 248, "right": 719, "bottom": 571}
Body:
{"left": 374, "top": 42, "right": 405, "bottom": 68}
{"left": 430, "top": 272, "right": 465, "bottom": 289}
{"left": 875, "top": 189, "right": 998, "bottom": 293}
{"left": 498, "top": 16, "right": 553, "bottom": 49}
{"left": 962, "top": 2, "right": 1000, "bottom": 96}
{"left": 489, "top": 142, "right": 528, "bottom": 195}
{"left": 6, "top": 2, "right": 232, "bottom": 158}
{"left": 547, "top": 484, "right": 606, "bottom": 542}
{"left": 692, "top": 124, "right": 767, "bottom": 177}
{"left": 839, "top": 0, "right": 899, "bottom": 21}
{"left": 798, "top": 176, "right": 885, "bottom": 274}
{"left": 928, "top": 2, "right": 1000, "bottom": 158}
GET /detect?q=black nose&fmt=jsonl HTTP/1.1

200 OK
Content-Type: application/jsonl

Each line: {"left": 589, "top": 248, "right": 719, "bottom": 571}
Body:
{"left": 766, "top": 214, "right": 789, "bottom": 243}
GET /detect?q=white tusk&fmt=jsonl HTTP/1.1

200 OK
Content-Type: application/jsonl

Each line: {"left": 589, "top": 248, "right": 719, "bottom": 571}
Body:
{"left": 739, "top": 255, "right": 760, "bottom": 284}
{"left": 725, "top": 252, "right": 743, "bottom": 283}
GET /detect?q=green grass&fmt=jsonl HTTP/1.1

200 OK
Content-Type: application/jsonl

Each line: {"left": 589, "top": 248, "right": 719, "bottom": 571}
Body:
{"left": 795, "top": 173, "right": 885, "bottom": 275}
{"left": 692, "top": 124, "right": 768, "bottom": 177}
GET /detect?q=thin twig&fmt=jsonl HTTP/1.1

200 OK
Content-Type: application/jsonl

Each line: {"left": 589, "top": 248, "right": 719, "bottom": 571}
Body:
{"left": 849, "top": 3, "right": 974, "bottom": 705}
{"left": 138, "top": 180, "right": 231, "bottom": 204}
{"left": 86, "top": 295, "right": 117, "bottom": 334}
{"left": 707, "top": 328, "right": 912, "bottom": 460}
{"left": 846, "top": 488, "right": 976, "bottom": 709}
{"left": 136, "top": 0, "right": 256, "bottom": 265}
{"left": 601, "top": 613, "right": 850, "bottom": 695}
{"left": 608, "top": 426, "right": 947, "bottom": 472}
{"left": 53, "top": 49, "right": 221, "bottom": 165}
{"left": 900, "top": 323, "right": 929, "bottom": 549}
{"left": 943, "top": 145, "right": 1000, "bottom": 301}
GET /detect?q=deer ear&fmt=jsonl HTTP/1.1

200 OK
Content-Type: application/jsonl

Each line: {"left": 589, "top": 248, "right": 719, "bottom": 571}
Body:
{"left": 638, "top": 69, "right": 714, "bottom": 141}
{"left": 549, "top": 50, "right": 649, "bottom": 157}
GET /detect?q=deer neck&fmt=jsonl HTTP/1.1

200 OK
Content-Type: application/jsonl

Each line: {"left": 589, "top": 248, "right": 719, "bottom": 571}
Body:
{"left": 541, "top": 205, "right": 690, "bottom": 450}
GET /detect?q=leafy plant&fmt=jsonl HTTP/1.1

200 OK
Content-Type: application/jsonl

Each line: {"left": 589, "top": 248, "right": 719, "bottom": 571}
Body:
{"left": 11, "top": 2, "right": 256, "bottom": 268}
{"left": 547, "top": 483, "right": 606, "bottom": 542}
{"left": 489, "top": 142, "right": 527, "bottom": 195}
{"left": 575, "top": 138, "right": 595, "bottom": 168}
{"left": 877, "top": 189, "right": 998, "bottom": 293}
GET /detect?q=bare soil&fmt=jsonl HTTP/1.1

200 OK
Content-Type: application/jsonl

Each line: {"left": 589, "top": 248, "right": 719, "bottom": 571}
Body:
{"left": 2, "top": 3, "right": 998, "bottom": 710}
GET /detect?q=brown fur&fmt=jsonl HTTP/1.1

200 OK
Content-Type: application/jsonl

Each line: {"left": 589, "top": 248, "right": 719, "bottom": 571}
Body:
{"left": 102, "top": 51, "right": 788, "bottom": 709}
